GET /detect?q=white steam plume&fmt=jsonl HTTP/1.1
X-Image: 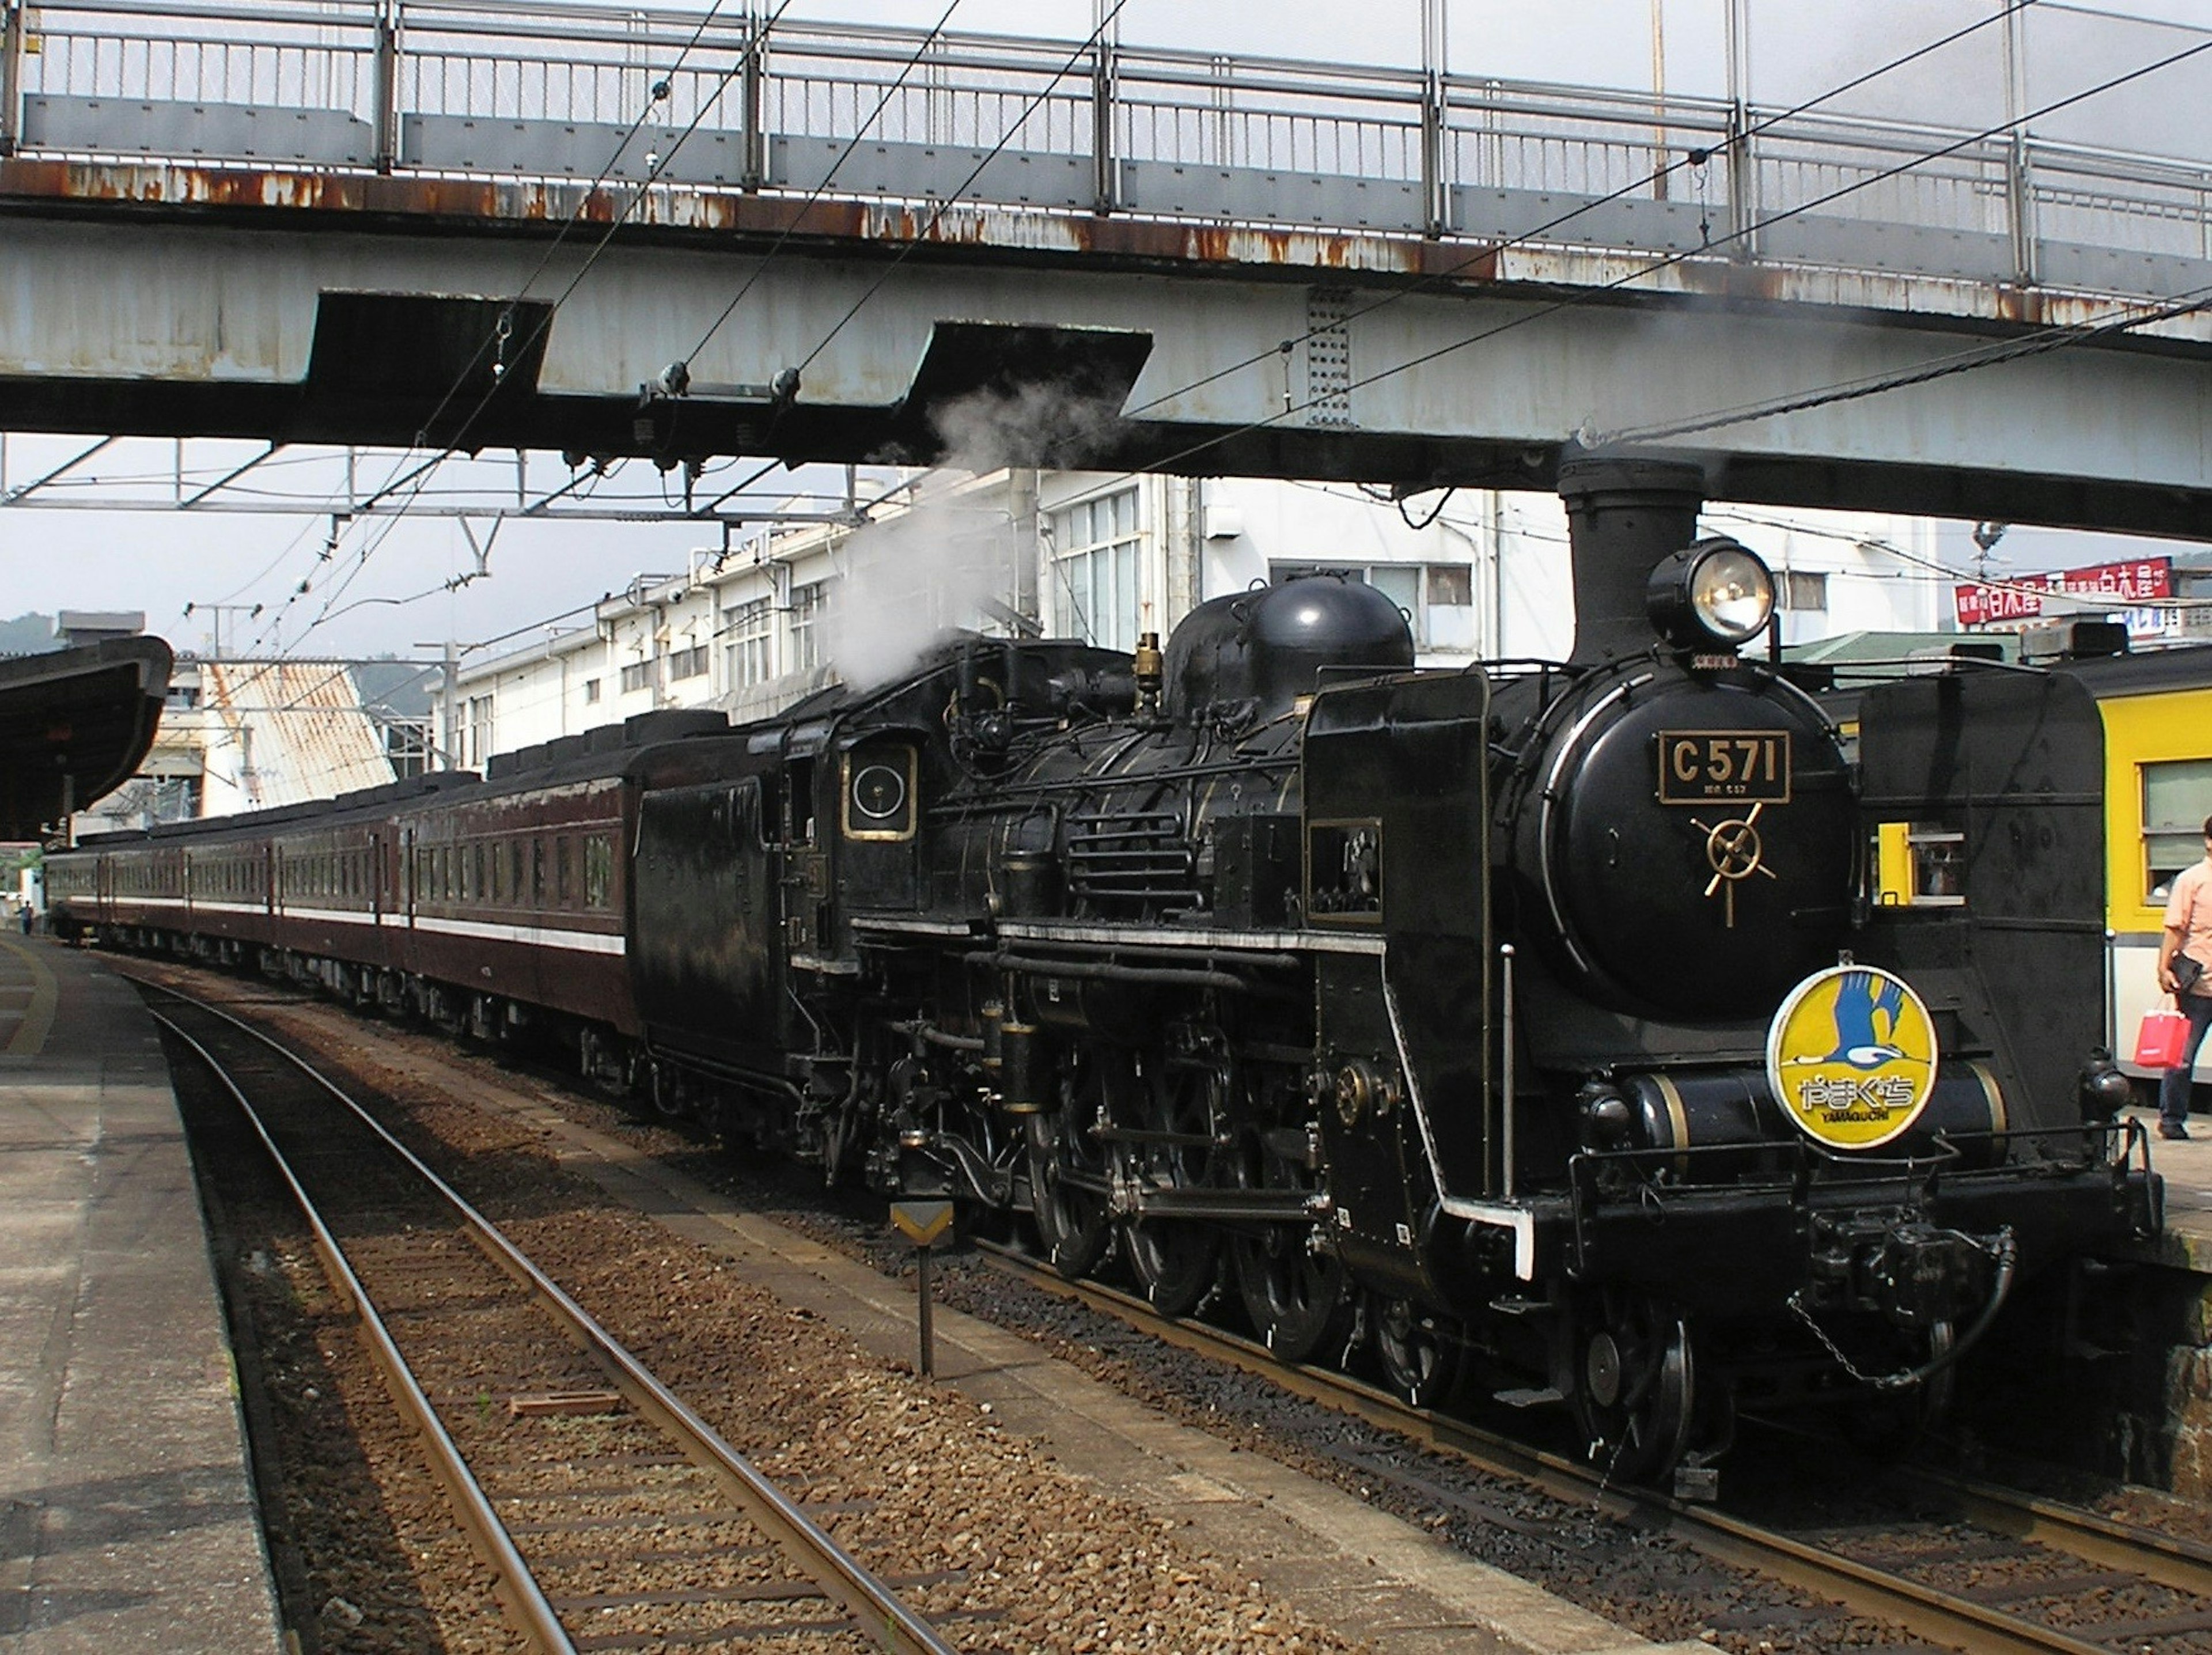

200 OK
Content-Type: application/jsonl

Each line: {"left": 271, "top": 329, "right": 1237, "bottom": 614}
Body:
{"left": 824, "top": 383, "right": 1124, "bottom": 689}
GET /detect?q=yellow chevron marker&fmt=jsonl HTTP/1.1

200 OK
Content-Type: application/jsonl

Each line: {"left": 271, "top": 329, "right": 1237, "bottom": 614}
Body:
{"left": 891, "top": 1199, "right": 955, "bottom": 1248}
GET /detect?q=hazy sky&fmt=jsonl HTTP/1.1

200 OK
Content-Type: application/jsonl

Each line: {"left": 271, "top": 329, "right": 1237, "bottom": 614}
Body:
{"left": 5, "top": 0, "right": 2209, "bottom": 665}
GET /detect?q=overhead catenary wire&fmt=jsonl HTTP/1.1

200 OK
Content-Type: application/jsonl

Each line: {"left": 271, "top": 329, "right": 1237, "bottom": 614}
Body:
{"left": 1111, "top": 0, "right": 2042, "bottom": 430}
{"left": 148, "top": 5, "right": 2212, "bottom": 683}
{"left": 244, "top": 0, "right": 790, "bottom": 660}
{"left": 786, "top": 0, "right": 1134, "bottom": 382}
{"left": 1039, "top": 22, "right": 2212, "bottom": 499}
{"left": 261, "top": 0, "right": 1009, "bottom": 663}
{"left": 1592, "top": 279, "right": 2212, "bottom": 448}
{"left": 672, "top": 0, "right": 971, "bottom": 386}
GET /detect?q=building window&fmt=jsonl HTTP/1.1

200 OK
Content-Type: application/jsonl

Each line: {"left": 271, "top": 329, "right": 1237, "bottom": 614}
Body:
{"left": 1268, "top": 562, "right": 1475, "bottom": 652}
{"left": 1780, "top": 570, "right": 1829, "bottom": 612}
{"left": 1052, "top": 488, "right": 1142, "bottom": 652}
{"left": 724, "top": 599, "right": 774, "bottom": 687}
{"left": 2145, "top": 759, "right": 2212, "bottom": 903}
{"left": 464, "top": 695, "right": 494, "bottom": 768}
{"left": 668, "top": 643, "right": 709, "bottom": 681}
{"left": 382, "top": 718, "right": 430, "bottom": 779}
{"left": 620, "top": 659, "right": 653, "bottom": 695}
{"left": 583, "top": 677, "right": 601, "bottom": 705}
{"left": 789, "top": 581, "right": 832, "bottom": 672}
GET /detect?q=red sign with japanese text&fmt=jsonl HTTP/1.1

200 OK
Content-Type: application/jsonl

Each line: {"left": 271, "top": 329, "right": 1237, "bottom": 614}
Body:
{"left": 1953, "top": 558, "right": 2172, "bottom": 628}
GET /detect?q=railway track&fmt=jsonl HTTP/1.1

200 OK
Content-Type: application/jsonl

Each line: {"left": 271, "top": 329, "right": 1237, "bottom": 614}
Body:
{"left": 145, "top": 980, "right": 960, "bottom": 1655}
{"left": 975, "top": 1239, "right": 2212, "bottom": 1655}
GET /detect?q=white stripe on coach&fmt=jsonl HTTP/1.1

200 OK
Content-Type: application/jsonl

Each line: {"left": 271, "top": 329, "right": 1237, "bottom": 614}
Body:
{"left": 98, "top": 895, "right": 626, "bottom": 956}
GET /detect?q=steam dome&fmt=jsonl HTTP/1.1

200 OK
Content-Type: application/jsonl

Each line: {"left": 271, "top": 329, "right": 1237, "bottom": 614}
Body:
{"left": 1164, "top": 577, "right": 1415, "bottom": 723}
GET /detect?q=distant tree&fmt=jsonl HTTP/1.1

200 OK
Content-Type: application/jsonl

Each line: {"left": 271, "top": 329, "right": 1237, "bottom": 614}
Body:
{"left": 0, "top": 613, "right": 57, "bottom": 656}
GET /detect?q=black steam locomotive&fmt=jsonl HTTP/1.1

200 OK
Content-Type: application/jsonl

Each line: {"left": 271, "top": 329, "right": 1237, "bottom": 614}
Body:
{"left": 52, "top": 457, "right": 2158, "bottom": 1486}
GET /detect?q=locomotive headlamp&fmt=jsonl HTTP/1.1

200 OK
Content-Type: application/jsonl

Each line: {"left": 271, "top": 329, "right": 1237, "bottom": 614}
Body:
{"left": 1646, "top": 537, "right": 1775, "bottom": 650}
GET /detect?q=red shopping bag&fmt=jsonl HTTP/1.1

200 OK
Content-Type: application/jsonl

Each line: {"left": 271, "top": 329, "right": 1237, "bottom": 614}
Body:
{"left": 2135, "top": 1008, "right": 2191, "bottom": 1069}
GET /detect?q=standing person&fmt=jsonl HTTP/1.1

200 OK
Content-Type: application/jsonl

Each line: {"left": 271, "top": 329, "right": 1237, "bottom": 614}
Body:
{"left": 2156, "top": 815, "right": 2212, "bottom": 1140}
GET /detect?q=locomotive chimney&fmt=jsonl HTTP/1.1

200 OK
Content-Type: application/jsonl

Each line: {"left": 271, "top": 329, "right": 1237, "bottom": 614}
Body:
{"left": 1558, "top": 456, "right": 1707, "bottom": 664}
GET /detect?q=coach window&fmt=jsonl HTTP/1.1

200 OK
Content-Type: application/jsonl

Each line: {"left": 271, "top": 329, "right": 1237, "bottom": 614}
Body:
{"left": 509, "top": 840, "right": 526, "bottom": 906}
{"left": 556, "top": 837, "right": 573, "bottom": 906}
{"left": 2145, "top": 760, "right": 2212, "bottom": 903}
{"left": 584, "top": 834, "right": 613, "bottom": 908}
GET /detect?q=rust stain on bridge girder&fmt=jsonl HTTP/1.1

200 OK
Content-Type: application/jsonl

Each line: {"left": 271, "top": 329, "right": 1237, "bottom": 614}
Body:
{"left": 0, "top": 158, "right": 2174, "bottom": 339}
{"left": 0, "top": 158, "right": 1498, "bottom": 285}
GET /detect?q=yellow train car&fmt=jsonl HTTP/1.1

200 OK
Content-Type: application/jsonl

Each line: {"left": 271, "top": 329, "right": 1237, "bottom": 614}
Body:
{"left": 1857, "top": 641, "right": 2212, "bottom": 1100}
{"left": 2067, "top": 647, "right": 2212, "bottom": 1096}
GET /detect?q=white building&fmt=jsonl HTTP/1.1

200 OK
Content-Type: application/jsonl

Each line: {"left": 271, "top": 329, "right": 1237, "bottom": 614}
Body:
{"left": 435, "top": 469, "right": 1942, "bottom": 766}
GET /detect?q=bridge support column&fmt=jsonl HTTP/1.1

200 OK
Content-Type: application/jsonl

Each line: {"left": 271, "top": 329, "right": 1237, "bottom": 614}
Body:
{"left": 741, "top": 3, "right": 766, "bottom": 190}
{"left": 1722, "top": 0, "right": 1758, "bottom": 258}
{"left": 1420, "top": 0, "right": 1448, "bottom": 237}
{"left": 1091, "top": 0, "right": 1119, "bottom": 214}
{"left": 0, "top": 0, "right": 25, "bottom": 161}
{"left": 372, "top": 0, "right": 402, "bottom": 175}
{"left": 2003, "top": 1, "right": 2039, "bottom": 286}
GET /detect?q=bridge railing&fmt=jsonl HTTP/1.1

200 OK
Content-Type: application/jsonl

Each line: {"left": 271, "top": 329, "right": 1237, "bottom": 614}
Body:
{"left": 4, "top": 0, "right": 2209, "bottom": 304}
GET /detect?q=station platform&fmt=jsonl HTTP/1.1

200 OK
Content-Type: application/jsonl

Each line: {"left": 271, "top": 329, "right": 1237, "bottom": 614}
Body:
{"left": 0, "top": 936, "right": 280, "bottom": 1652}
{"left": 2123, "top": 1103, "right": 2212, "bottom": 1259}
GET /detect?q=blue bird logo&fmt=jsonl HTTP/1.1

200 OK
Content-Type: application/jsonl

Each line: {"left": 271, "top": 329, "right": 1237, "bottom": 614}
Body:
{"left": 1824, "top": 969, "right": 1908, "bottom": 1069}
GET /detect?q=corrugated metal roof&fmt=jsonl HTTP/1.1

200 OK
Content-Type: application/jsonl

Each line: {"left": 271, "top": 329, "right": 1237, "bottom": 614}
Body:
{"left": 200, "top": 661, "right": 395, "bottom": 811}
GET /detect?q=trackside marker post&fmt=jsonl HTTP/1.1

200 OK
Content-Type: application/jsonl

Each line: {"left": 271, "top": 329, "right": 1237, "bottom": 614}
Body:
{"left": 889, "top": 1199, "right": 954, "bottom": 1377}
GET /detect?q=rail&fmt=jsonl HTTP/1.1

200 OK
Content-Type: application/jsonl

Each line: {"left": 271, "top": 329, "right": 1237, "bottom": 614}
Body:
{"left": 146, "top": 980, "right": 959, "bottom": 1655}
{"left": 976, "top": 1236, "right": 2212, "bottom": 1655}
{"left": 2, "top": 0, "right": 2210, "bottom": 303}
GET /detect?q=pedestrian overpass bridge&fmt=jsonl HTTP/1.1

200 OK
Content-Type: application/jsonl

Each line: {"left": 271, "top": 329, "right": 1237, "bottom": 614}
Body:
{"left": 4, "top": 0, "right": 2212, "bottom": 535}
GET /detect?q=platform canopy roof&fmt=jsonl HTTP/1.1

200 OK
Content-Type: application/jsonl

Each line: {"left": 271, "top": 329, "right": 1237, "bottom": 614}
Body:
{"left": 0, "top": 639, "right": 173, "bottom": 842}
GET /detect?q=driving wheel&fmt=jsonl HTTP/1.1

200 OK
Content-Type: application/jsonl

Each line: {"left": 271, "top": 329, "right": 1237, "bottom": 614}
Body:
{"left": 1026, "top": 1059, "right": 1112, "bottom": 1280}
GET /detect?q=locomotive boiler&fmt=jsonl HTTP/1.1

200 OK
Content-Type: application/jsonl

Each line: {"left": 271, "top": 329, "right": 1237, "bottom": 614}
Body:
{"left": 50, "top": 456, "right": 2159, "bottom": 1487}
